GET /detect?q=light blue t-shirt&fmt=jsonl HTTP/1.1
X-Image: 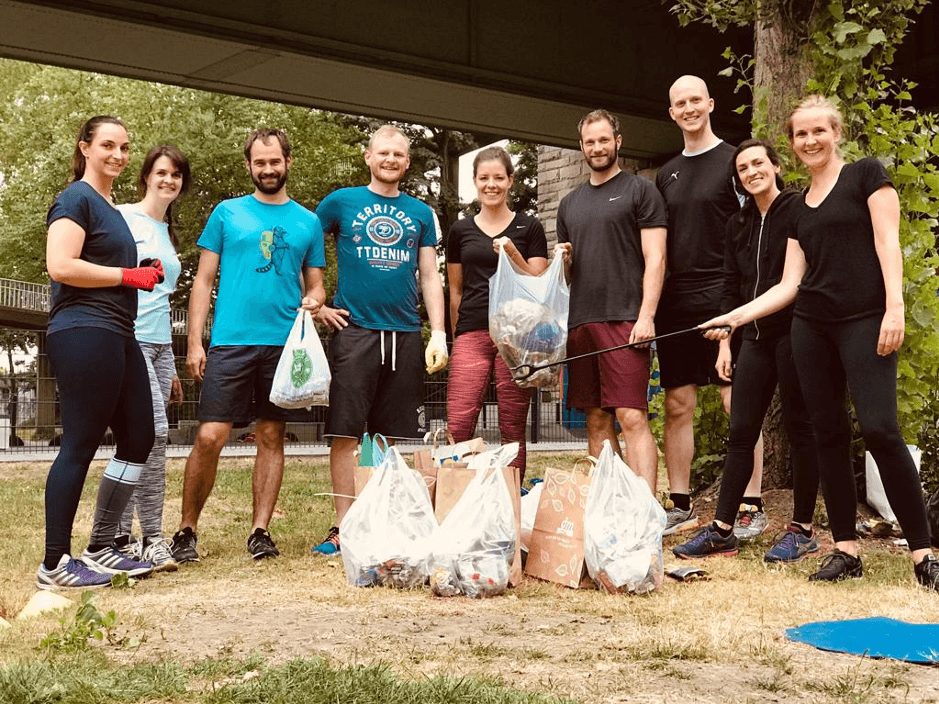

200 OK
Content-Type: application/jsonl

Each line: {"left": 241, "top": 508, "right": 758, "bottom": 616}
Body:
{"left": 315, "top": 186, "right": 437, "bottom": 332}
{"left": 197, "top": 195, "right": 326, "bottom": 347}
{"left": 117, "top": 204, "right": 182, "bottom": 344}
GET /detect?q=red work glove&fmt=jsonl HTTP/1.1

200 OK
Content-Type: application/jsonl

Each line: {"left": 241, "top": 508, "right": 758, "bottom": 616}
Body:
{"left": 121, "top": 265, "right": 162, "bottom": 292}
{"left": 138, "top": 258, "right": 165, "bottom": 284}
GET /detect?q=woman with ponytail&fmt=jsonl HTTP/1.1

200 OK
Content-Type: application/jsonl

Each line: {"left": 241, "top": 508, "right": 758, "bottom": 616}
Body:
{"left": 38, "top": 116, "right": 159, "bottom": 589}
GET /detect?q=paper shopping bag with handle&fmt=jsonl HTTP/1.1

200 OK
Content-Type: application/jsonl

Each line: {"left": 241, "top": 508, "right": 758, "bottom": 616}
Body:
{"left": 525, "top": 460, "right": 594, "bottom": 589}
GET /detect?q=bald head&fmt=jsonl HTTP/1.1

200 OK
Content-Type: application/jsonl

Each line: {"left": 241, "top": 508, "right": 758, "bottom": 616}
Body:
{"left": 669, "top": 75, "right": 710, "bottom": 106}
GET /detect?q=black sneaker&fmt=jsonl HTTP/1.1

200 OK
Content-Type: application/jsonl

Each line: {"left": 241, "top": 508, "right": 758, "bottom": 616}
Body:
{"left": 808, "top": 549, "right": 863, "bottom": 582}
{"left": 914, "top": 553, "right": 939, "bottom": 591}
{"left": 170, "top": 527, "right": 200, "bottom": 564}
{"left": 247, "top": 528, "right": 279, "bottom": 560}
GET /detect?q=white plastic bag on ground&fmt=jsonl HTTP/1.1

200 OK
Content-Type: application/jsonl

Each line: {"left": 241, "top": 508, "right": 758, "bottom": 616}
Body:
{"left": 488, "top": 248, "right": 569, "bottom": 388}
{"left": 340, "top": 447, "right": 436, "bottom": 588}
{"left": 584, "top": 440, "right": 666, "bottom": 594}
{"left": 429, "top": 463, "right": 517, "bottom": 598}
{"left": 269, "top": 310, "right": 330, "bottom": 408}
{"left": 866, "top": 445, "right": 921, "bottom": 523}
{"left": 520, "top": 482, "right": 544, "bottom": 553}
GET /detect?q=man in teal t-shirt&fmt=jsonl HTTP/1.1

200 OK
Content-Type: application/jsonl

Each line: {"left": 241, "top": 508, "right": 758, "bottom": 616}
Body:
{"left": 171, "top": 128, "right": 326, "bottom": 564}
{"left": 310, "top": 124, "right": 449, "bottom": 556}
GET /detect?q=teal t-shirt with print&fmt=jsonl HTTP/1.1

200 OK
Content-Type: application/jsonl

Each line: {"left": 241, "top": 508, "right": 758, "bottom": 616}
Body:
{"left": 315, "top": 186, "right": 437, "bottom": 332}
{"left": 197, "top": 195, "right": 326, "bottom": 347}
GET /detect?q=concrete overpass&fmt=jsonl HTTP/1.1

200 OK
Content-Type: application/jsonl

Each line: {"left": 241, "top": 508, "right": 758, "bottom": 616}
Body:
{"left": 0, "top": 0, "right": 759, "bottom": 159}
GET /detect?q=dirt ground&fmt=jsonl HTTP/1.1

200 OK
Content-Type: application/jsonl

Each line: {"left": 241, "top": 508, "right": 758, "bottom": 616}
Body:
{"left": 4, "top": 461, "right": 939, "bottom": 704}
{"left": 87, "top": 489, "right": 938, "bottom": 704}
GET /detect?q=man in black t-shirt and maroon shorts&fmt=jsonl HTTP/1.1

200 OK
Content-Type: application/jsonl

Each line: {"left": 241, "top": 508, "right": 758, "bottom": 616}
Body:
{"left": 555, "top": 109, "right": 667, "bottom": 491}
{"left": 655, "top": 75, "right": 763, "bottom": 536}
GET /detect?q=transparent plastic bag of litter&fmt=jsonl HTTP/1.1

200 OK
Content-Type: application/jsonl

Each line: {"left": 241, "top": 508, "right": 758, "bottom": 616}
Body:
{"left": 488, "top": 248, "right": 569, "bottom": 389}
{"left": 269, "top": 309, "right": 330, "bottom": 408}
{"left": 429, "top": 450, "right": 518, "bottom": 598}
{"left": 583, "top": 440, "right": 666, "bottom": 595}
{"left": 340, "top": 447, "right": 436, "bottom": 588}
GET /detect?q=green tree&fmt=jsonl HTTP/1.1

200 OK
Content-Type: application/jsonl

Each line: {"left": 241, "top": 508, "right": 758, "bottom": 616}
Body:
{"left": 0, "top": 59, "right": 368, "bottom": 305}
{"left": 667, "top": 0, "right": 939, "bottom": 490}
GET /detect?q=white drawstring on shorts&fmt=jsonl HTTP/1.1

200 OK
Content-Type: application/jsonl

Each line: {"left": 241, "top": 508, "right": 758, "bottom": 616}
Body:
{"left": 379, "top": 330, "right": 397, "bottom": 371}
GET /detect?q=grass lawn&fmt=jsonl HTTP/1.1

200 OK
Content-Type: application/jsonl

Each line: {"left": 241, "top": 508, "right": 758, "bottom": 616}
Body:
{"left": 0, "top": 453, "right": 937, "bottom": 703}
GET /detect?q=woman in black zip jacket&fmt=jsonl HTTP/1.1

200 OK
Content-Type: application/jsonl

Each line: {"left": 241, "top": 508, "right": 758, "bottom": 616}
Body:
{"left": 674, "top": 139, "right": 820, "bottom": 562}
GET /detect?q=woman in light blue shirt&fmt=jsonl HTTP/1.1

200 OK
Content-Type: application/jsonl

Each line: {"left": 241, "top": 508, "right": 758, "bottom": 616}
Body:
{"left": 116, "top": 144, "right": 190, "bottom": 571}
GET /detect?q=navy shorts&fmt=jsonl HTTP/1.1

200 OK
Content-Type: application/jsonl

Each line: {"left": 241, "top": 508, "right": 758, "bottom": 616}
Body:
{"left": 198, "top": 345, "right": 311, "bottom": 427}
{"left": 325, "top": 324, "right": 426, "bottom": 440}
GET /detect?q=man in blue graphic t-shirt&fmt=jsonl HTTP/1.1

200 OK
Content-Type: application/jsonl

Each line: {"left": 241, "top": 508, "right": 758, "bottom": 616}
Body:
{"left": 311, "top": 124, "right": 448, "bottom": 556}
{"left": 171, "top": 128, "right": 326, "bottom": 564}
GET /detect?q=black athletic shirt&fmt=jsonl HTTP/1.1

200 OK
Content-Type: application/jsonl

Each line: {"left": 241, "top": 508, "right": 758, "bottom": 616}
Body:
{"left": 790, "top": 157, "right": 893, "bottom": 323}
{"left": 557, "top": 170, "right": 667, "bottom": 328}
{"left": 656, "top": 141, "right": 740, "bottom": 316}
{"left": 447, "top": 212, "right": 547, "bottom": 337}
{"left": 46, "top": 180, "right": 138, "bottom": 337}
{"left": 721, "top": 190, "right": 802, "bottom": 341}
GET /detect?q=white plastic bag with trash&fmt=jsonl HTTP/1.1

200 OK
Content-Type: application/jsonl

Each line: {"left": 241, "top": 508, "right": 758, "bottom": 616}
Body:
{"left": 429, "top": 450, "right": 518, "bottom": 598}
{"left": 583, "top": 440, "right": 666, "bottom": 594}
{"left": 488, "top": 247, "right": 569, "bottom": 388}
{"left": 340, "top": 447, "right": 436, "bottom": 588}
{"left": 269, "top": 310, "right": 330, "bottom": 408}
{"left": 866, "top": 445, "right": 921, "bottom": 523}
{"left": 520, "top": 481, "right": 544, "bottom": 553}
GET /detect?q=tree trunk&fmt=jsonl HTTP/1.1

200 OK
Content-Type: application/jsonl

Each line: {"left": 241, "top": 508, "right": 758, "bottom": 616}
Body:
{"left": 752, "top": 0, "right": 820, "bottom": 488}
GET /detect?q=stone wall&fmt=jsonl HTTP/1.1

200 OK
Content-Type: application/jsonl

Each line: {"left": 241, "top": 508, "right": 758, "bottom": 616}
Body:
{"left": 536, "top": 146, "right": 659, "bottom": 247}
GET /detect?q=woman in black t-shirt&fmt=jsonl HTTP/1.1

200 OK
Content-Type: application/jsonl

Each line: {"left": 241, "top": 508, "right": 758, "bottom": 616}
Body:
{"left": 446, "top": 146, "right": 548, "bottom": 480}
{"left": 702, "top": 96, "right": 938, "bottom": 590}
{"left": 38, "top": 116, "right": 165, "bottom": 590}
{"left": 673, "top": 139, "right": 820, "bottom": 562}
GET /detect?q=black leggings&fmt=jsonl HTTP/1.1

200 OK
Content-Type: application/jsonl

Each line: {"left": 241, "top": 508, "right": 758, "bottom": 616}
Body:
{"left": 790, "top": 315, "right": 931, "bottom": 551}
{"left": 714, "top": 333, "right": 820, "bottom": 526}
{"left": 45, "top": 327, "right": 154, "bottom": 562}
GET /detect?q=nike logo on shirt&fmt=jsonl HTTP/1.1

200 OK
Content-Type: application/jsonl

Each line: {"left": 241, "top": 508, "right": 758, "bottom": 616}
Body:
{"left": 516, "top": 225, "right": 526, "bottom": 228}
{"left": 609, "top": 196, "right": 622, "bottom": 201}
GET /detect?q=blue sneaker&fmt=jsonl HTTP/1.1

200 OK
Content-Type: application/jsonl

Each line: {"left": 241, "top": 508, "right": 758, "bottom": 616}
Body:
{"left": 672, "top": 524, "right": 738, "bottom": 559}
{"left": 36, "top": 554, "right": 113, "bottom": 590}
{"left": 311, "top": 526, "right": 340, "bottom": 556}
{"left": 764, "top": 524, "right": 820, "bottom": 563}
{"left": 81, "top": 546, "right": 154, "bottom": 577}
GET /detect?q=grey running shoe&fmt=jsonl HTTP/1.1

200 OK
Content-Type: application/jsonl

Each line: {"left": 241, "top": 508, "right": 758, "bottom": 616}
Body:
{"left": 113, "top": 534, "right": 140, "bottom": 559}
{"left": 36, "top": 554, "right": 112, "bottom": 590}
{"left": 672, "top": 524, "right": 739, "bottom": 559}
{"left": 81, "top": 546, "right": 154, "bottom": 577}
{"left": 141, "top": 537, "right": 178, "bottom": 573}
{"left": 914, "top": 553, "right": 939, "bottom": 591}
{"left": 763, "top": 524, "right": 819, "bottom": 563}
{"left": 663, "top": 505, "right": 698, "bottom": 536}
{"left": 808, "top": 549, "right": 863, "bottom": 582}
{"left": 733, "top": 504, "right": 769, "bottom": 542}
{"left": 247, "top": 528, "right": 280, "bottom": 560}
{"left": 170, "top": 528, "right": 200, "bottom": 564}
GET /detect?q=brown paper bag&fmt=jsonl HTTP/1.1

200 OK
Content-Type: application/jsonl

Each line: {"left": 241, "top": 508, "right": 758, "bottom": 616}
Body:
{"left": 525, "top": 464, "right": 594, "bottom": 589}
{"left": 434, "top": 464, "right": 523, "bottom": 587}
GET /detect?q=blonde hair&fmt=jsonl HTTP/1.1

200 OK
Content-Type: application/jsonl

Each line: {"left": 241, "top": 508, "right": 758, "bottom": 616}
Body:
{"left": 368, "top": 124, "right": 410, "bottom": 153}
{"left": 787, "top": 95, "right": 844, "bottom": 139}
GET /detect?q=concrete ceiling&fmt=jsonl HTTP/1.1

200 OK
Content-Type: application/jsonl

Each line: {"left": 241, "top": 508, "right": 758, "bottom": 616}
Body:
{"left": 0, "top": 0, "right": 753, "bottom": 160}
{"left": 1, "top": 1, "right": 934, "bottom": 160}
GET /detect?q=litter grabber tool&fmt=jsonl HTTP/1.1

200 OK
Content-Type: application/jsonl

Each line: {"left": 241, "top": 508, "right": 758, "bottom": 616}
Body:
{"left": 509, "top": 325, "right": 730, "bottom": 381}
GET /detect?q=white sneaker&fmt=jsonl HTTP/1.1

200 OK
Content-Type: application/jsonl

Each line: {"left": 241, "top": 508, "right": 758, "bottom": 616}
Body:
{"left": 733, "top": 504, "right": 769, "bottom": 542}
{"left": 141, "top": 537, "right": 178, "bottom": 572}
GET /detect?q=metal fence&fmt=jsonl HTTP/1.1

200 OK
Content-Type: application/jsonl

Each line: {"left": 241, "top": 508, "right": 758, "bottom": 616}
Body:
{"left": 0, "top": 327, "right": 587, "bottom": 456}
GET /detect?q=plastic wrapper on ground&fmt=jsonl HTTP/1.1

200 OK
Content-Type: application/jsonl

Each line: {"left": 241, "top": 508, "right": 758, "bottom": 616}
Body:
{"left": 428, "top": 460, "right": 517, "bottom": 598}
{"left": 488, "top": 248, "right": 570, "bottom": 389}
{"left": 583, "top": 441, "right": 666, "bottom": 595}
{"left": 340, "top": 447, "right": 437, "bottom": 589}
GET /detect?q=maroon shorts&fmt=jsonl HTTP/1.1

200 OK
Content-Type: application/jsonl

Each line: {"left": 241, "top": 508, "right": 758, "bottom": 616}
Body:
{"left": 566, "top": 321, "right": 650, "bottom": 412}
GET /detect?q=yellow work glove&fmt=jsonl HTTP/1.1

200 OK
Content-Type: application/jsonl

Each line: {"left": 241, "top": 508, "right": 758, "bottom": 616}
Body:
{"left": 425, "top": 330, "right": 449, "bottom": 374}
